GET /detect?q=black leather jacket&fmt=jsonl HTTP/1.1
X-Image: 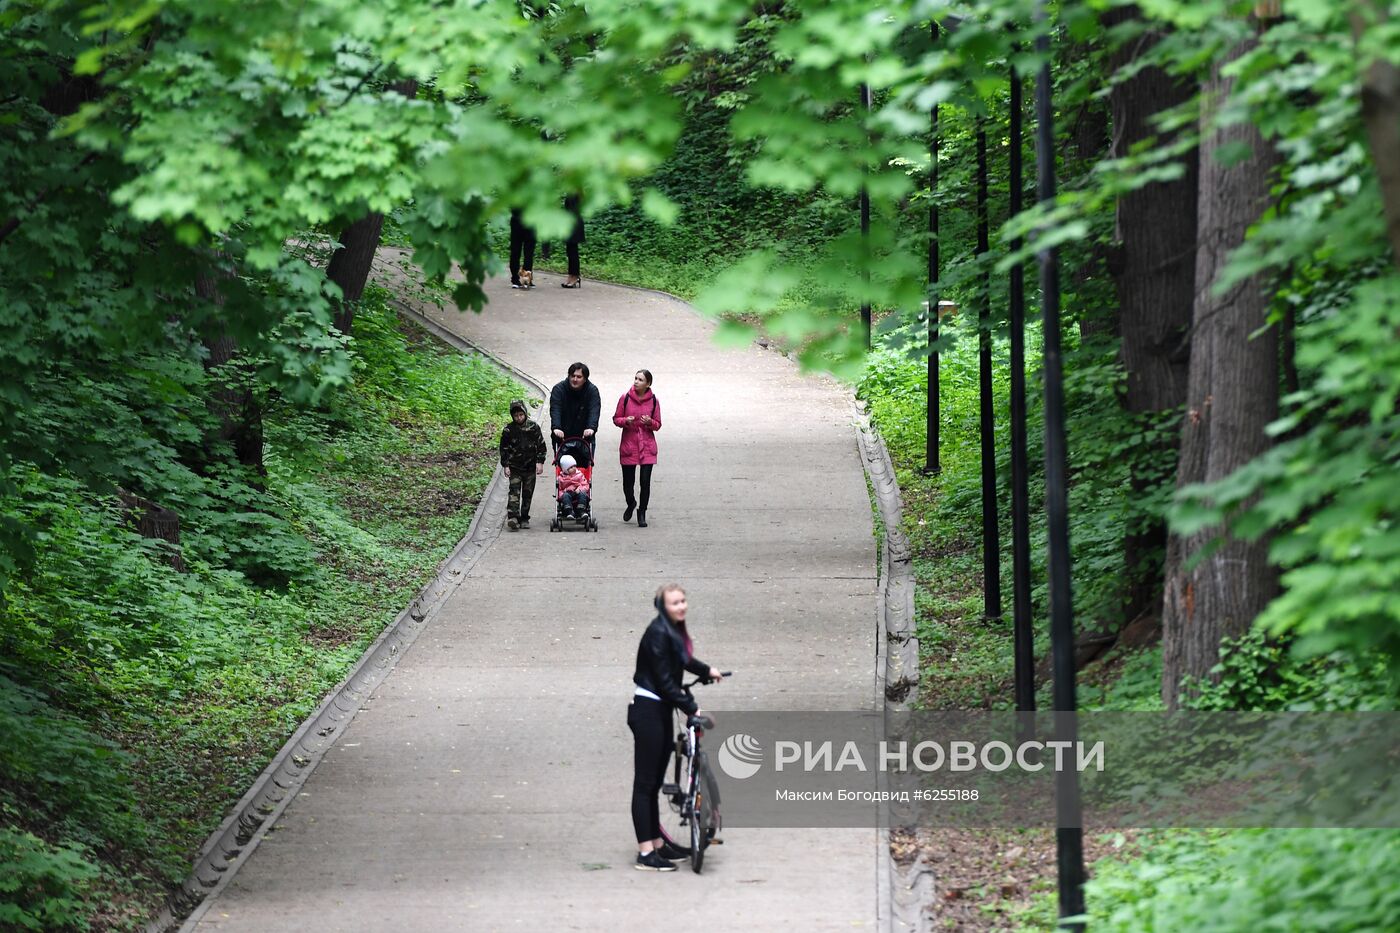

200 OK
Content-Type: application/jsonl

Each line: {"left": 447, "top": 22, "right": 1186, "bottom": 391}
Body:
{"left": 633, "top": 614, "right": 709, "bottom": 715}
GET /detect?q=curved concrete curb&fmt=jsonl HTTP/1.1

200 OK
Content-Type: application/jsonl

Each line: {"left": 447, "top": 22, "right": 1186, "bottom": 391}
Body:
{"left": 855, "top": 407, "right": 919, "bottom": 709}
{"left": 150, "top": 308, "right": 546, "bottom": 933}
{"left": 855, "top": 405, "right": 934, "bottom": 933}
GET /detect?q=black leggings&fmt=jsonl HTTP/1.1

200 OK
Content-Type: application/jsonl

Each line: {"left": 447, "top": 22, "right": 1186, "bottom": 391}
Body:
{"left": 565, "top": 195, "right": 583, "bottom": 277}
{"left": 565, "top": 240, "right": 580, "bottom": 278}
{"left": 627, "top": 698, "right": 672, "bottom": 843}
{"left": 509, "top": 209, "right": 535, "bottom": 281}
{"left": 621, "top": 464, "right": 653, "bottom": 510}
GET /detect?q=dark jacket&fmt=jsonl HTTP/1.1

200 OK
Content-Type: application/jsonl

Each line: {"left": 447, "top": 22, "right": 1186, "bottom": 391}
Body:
{"left": 499, "top": 400, "right": 547, "bottom": 469}
{"left": 633, "top": 614, "right": 709, "bottom": 715}
{"left": 550, "top": 379, "right": 602, "bottom": 438}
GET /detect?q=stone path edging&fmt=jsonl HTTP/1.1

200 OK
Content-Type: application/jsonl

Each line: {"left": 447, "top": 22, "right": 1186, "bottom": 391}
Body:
{"left": 855, "top": 407, "right": 934, "bottom": 933}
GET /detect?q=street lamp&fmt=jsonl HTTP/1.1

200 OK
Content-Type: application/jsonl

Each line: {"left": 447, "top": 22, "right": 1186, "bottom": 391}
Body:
{"left": 861, "top": 83, "right": 873, "bottom": 350}
{"left": 925, "top": 20, "right": 942, "bottom": 476}
{"left": 1034, "top": 1, "right": 1086, "bottom": 926}
{"left": 1008, "top": 47, "right": 1035, "bottom": 715}
{"left": 976, "top": 120, "right": 1002, "bottom": 623}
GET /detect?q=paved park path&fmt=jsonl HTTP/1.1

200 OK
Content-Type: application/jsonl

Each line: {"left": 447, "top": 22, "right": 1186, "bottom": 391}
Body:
{"left": 191, "top": 261, "right": 882, "bottom": 931}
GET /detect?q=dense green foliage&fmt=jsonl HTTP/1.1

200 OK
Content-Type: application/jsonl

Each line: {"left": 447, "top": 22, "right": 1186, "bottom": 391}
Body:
{"left": 5, "top": 0, "right": 1399, "bottom": 928}
{"left": 1073, "top": 829, "right": 1400, "bottom": 932}
{"left": 0, "top": 291, "right": 519, "bottom": 927}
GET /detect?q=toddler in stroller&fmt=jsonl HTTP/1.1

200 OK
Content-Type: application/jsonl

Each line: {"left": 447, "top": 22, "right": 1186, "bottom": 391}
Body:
{"left": 551, "top": 437, "right": 598, "bottom": 532}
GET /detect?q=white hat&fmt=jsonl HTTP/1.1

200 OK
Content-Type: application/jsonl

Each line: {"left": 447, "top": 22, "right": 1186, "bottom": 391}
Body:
{"left": 559, "top": 455, "right": 577, "bottom": 471}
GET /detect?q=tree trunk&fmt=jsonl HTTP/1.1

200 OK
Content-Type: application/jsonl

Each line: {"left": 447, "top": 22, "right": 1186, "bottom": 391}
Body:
{"left": 1161, "top": 40, "right": 1280, "bottom": 708}
{"left": 326, "top": 211, "right": 386, "bottom": 333}
{"left": 195, "top": 265, "right": 265, "bottom": 475}
{"left": 325, "top": 78, "right": 418, "bottom": 334}
{"left": 117, "top": 490, "right": 185, "bottom": 572}
{"left": 1067, "top": 87, "right": 1114, "bottom": 343}
{"left": 1352, "top": 3, "right": 1400, "bottom": 268}
{"left": 1107, "top": 6, "right": 1200, "bottom": 623}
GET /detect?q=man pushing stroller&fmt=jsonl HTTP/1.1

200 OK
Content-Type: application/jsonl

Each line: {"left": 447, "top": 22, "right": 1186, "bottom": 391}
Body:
{"left": 549, "top": 361, "right": 601, "bottom": 455}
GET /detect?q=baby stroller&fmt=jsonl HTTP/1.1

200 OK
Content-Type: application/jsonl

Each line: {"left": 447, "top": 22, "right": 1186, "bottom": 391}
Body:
{"left": 550, "top": 436, "right": 599, "bottom": 532}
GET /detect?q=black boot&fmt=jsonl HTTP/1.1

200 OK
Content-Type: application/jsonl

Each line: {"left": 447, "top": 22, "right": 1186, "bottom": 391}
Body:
{"left": 637, "top": 510, "right": 647, "bottom": 528}
{"left": 624, "top": 499, "right": 635, "bottom": 523}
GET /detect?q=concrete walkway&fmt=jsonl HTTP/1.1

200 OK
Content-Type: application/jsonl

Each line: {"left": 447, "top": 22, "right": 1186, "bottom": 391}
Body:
{"left": 191, "top": 264, "right": 880, "bottom": 931}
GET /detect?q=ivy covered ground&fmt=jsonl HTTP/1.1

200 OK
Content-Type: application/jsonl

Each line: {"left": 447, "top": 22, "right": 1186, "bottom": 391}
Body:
{"left": 0, "top": 290, "right": 519, "bottom": 930}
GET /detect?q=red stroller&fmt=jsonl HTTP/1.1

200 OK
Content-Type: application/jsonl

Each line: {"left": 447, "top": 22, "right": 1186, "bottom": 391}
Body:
{"left": 549, "top": 436, "right": 598, "bottom": 532}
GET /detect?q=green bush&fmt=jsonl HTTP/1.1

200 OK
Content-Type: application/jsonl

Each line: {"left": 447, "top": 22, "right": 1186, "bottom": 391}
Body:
{"left": 1082, "top": 648, "right": 1166, "bottom": 712}
{"left": 1182, "top": 631, "right": 1394, "bottom": 713}
{"left": 0, "top": 828, "right": 99, "bottom": 932}
{"left": 0, "top": 674, "right": 142, "bottom": 851}
{"left": 1073, "top": 829, "right": 1400, "bottom": 933}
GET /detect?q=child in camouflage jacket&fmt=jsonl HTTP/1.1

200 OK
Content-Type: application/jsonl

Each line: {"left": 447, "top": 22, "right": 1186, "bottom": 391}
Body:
{"left": 499, "top": 399, "right": 546, "bottom": 530}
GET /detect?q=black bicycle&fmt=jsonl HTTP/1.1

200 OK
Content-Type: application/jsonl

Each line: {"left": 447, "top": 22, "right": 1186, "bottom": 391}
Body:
{"left": 658, "top": 672, "right": 731, "bottom": 873}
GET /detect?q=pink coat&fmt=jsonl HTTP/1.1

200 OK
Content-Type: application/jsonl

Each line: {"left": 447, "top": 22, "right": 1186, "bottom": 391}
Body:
{"left": 613, "top": 388, "right": 662, "bottom": 466}
{"left": 556, "top": 468, "right": 590, "bottom": 497}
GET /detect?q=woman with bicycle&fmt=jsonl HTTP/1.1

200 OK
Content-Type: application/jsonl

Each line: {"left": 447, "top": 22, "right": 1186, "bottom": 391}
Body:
{"left": 628, "top": 583, "right": 723, "bottom": 871}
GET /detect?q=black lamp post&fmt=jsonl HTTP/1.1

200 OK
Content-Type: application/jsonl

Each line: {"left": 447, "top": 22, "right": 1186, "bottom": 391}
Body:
{"left": 1033, "top": 1, "right": 1086, "bottom": 925}
{"left": 976, "top": 121, "right": 1001, "bottom": 622}
{"left": 860, "top": 82, "right": 873, "bottom": 350}
{"left": 1008, "top": 52, "right": 1035, "bottom": 714}
{"left": 925, "top": 21, "right": 942, "bottom": 475}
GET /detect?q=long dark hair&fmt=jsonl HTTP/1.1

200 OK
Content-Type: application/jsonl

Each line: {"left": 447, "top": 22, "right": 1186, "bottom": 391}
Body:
{"left": 655, "top": 582, "right": 693, "bottom": 656}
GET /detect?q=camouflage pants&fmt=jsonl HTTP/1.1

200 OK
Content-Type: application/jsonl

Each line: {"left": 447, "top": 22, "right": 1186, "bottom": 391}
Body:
{"left": 507, "top": 469, "right": 537, "bottom": 520}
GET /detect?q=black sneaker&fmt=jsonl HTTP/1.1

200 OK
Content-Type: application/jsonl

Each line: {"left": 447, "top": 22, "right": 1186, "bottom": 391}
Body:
{"left": 507, "top": 517, "right": 518, "bottom": 531}
{"left": 634, "top": 851, "right": 677, "bottom": 872}
{"left": 655, "top": 840, "right": 688, "bottom": 860}
{"left": 518, "top": 517, "right": 530, "bottom": 529}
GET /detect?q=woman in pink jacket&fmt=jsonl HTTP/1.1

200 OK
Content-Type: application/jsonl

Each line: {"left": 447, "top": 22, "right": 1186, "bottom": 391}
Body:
{"left": 613, "top": 369, "right": 661, "bottom": 528}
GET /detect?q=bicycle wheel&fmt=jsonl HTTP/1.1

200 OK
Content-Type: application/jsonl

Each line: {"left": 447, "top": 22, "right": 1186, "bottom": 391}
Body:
{"left": 689, "top": 781, "right": 706, "bottom": 873}
{"left": 699, "top": 754, "right": 721, "bottom": 842}
{"left": 658, "top": 746, "right": 691, "bottom": 854}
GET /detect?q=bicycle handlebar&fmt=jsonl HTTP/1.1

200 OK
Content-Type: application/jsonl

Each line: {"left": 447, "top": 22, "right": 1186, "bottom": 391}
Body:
{"left": 682, "top": 671, "right": 734, "bottom": 689}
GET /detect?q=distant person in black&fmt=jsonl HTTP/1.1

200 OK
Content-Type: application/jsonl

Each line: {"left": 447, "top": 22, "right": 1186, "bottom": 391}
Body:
{"left": 549, "top": 362, "right": 601, "bottom": 457}
{"left": 561, "top": 193, "right": 584, "bottom": 288}
{"left": 509, "top": 208, "right": 536, "bottom": 289}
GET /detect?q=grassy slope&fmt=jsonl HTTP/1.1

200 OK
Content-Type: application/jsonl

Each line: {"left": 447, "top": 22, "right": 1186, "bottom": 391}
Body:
{"left": 0, "top": 287, "right": 520, "bottom": 930}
